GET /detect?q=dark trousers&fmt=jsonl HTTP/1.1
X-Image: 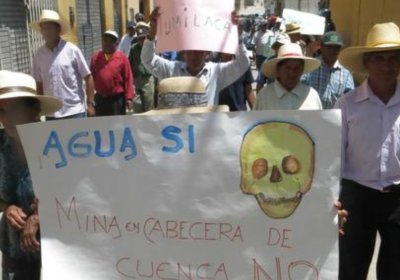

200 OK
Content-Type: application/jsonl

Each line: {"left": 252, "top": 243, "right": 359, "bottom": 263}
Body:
{"left": 95, "top": 94, "right": 126, "bottom": 116}
{"left": 2, "top": 255, "right": 41, "bottom": 280}
{"left": 339, "top": 179, "right": 400, "bottom": 280}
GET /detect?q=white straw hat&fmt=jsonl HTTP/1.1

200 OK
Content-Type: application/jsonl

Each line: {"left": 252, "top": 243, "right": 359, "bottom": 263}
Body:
{"left": 30, "top": 9, "right": 69, "bottom": 35}
{"left": 339, "top": 22, "right": 400, "bottom": 74}
{"left": 0, "top": 70, "right": 62, "bottom": 116}
{"left": 261, "top": 43, "right": 321, "bottom": 78}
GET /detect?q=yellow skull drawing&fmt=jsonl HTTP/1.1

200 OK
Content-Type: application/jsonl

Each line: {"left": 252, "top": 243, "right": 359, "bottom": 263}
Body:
{"left": 240, "top": 122, "right": 315, "bottom": 219}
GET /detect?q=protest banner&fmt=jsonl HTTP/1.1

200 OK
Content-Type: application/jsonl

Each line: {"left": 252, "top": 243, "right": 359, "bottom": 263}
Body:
{"left": 19, "top": 110, "right": 341, "bottom": 280}
{"left": 283, "top": 9, "right": 326, "bottom": 35}
{"left": 154, "top": 0, "right": 238, "bottom": 53}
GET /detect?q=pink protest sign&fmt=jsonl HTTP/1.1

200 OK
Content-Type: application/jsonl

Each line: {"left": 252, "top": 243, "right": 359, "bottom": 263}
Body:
{"left": 154, "top": 0, "right": 239, "bottom": 54}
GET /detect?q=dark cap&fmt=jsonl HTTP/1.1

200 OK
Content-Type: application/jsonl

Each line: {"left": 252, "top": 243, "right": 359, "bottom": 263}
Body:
{"left": 322, "top": 31, "right": 344, "bottom": 46}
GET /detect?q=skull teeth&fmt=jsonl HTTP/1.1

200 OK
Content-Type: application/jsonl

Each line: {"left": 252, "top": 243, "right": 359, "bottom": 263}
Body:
{"left": 255, "top": 191, "right": 302, "bottom": 205}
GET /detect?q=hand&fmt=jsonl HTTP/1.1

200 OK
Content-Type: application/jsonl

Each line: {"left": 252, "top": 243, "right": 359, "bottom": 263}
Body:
{"left": 20, "top": 214, "right": 40, "bottom": 252}
{"left": 126, "top": 99, "right": 133, "bottom": 111}
{"left": 148, "top": 7, "right": 161, "bottom": 41}
{"left": 31, "top": 197, "right": 39, "bottom": 215}
{"left": 5, "top": 205, "right": 27, "bottom": 230}
{"left": 231, "top": 11, "right": 243, "bottom": 41}
{"left": 87, "top": 104, "right": 96, "bottom": 117}
{"left": 334, "top": 201, "right": 348, "bottom": 236}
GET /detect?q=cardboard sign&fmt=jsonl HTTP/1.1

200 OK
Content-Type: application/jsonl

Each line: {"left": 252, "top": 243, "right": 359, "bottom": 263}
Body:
{"left": 154, "top": 0, "right": 239, "bottom": 53}
{"left": 19, "top": 110, "right": 342, "bottom": 280}
{"left": 283, "top": 9, "right": 326, "bottom": 35}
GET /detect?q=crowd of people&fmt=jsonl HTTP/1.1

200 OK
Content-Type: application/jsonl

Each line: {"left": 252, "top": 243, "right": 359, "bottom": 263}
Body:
{"left": 0, "top": 6, "right": 399, "bottom": 280}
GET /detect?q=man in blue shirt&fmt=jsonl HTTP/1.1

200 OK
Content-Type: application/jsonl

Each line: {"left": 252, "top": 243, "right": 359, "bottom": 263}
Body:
{"left": 303, "top": 31, "right": 355, "bottom": 109}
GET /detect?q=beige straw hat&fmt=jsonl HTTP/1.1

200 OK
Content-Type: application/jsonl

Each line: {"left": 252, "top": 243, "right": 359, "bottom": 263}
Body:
{"left": 339, "top": 22, "right": 400, "bottom": 74}
{"left": 285, "top": 22, "right": 301, "bottom": 34}
{"left": 0, "top": 70, "right": 62, "bottom": 116}
{"left": 30, "top": 9, "right": 69, "bottom": 35}
{"left": 261, "top": 43, "right": 321, "bottom": 78}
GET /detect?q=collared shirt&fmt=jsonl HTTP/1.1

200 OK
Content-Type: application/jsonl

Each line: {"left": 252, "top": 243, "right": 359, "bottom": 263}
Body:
{"left": 90, "top": 50, "right": 135, "bottom": 100}
{"left": 32, "top": 39, "right": 91, "bottom": 118}
{"left": 252, "top": 30, "right": 274, "bottom": 57}
{"left": 219, "top": 67, "right": 254, "bottom": 111}
{"left": 303, "top": 58, "right": 355, "bottom": 109}
{"left": 118, "top": 34, "right": 135, "bottom": 56}
{"left": 140, "top": 39, "right": 250, "bottom": 106}
{"left": 129, "top": 43, "right": 152, "bottom": 78}
{"left": 254, "top": 80, "right": 323, "bottom": 110}
{"left": 335, "top": 80, "right": 400, "bottom": 190}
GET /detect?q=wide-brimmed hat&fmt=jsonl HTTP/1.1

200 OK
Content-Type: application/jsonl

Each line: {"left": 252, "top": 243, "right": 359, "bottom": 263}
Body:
{"left": 136, "top": 27, "right": 149, "bottom": 38}
{"left": 339, "top": 22, "right": 400, "bottom": 74}
{"left": 30, "top": 9, "right": 69, "bottom": 35}
{"left": 0, "top": 70, "right": 62, "bottom": 116}
{"left": 156, "top": 77, "right": 207, "bottom": 109}
{"left": 285, "top": 22, "right": 301, "bottom": 34}
{"left": 261, "top": 43, "right": 321, "bottom": 78}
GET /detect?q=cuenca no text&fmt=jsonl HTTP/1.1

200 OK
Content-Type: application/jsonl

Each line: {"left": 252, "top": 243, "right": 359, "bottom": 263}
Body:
{"left": 55, "top": 197, "right": 321, "bottom": 279}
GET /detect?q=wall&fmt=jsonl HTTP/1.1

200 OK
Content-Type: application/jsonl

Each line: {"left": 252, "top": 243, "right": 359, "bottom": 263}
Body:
{"left": 57, "top": 0, "right": 78, "bottom": 44}
{"left": 331, "top": 0, "right": 400, "bottom": 47}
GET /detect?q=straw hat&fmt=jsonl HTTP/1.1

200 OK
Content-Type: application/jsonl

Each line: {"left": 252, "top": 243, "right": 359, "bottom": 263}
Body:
{"left": 157, "top": 77, "right": 208, "bottom": 109}
{"left": 285, "top": 22, "right": 301, "bottom": 34}
{"left": 339, "top": 22, "right": 400, "bottom": 74}
{"left": 261, "top": 43, "right": 321, "bottom": 78}
{"left": 30, "top": 9, "right": 69, "bottom": 35}
{"left": 0, "top": 70, "right": 62, "bottom": 116}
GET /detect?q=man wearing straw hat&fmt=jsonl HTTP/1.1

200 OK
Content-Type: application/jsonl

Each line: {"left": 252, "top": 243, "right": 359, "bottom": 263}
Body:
{"left": 335, "top": 22, "right": 400, "bottom": 280}
{"left": 31, "top": 10, "right": 95, "bottom": 119}
{"left": 254, "top": 42, "right": 322, "bottom": 110}
{"left": 141, "top": 7, "right": 250, "bottom": 108}
{"left": 0, "top": 70, "right": 62, "bottom": 280}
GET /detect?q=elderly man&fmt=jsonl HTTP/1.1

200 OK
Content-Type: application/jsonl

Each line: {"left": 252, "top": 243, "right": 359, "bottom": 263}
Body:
{"left": 335, "top": 22, "right": 400, "bottom": 280}
{"left": 303, "top": 31, "right": 355, "bottom": 109}
{"left": 31, "top": 9, "right": 95, "bottom": 119}
{"left": 90, "top": 31, "right": 134, "bottom": 116}
{"left": 140, "top": 7, "right": 249, "bottom": 108}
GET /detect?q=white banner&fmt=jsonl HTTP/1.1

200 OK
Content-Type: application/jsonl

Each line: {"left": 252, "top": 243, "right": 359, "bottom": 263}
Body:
{"left": 154, "top": 0, "right": 238, "bottom": 53}
{"left": 283, "top": 9, "right": 326, "bottom": 35}
{"left": 19, "top": 110, "right": 341, "bottom": 280}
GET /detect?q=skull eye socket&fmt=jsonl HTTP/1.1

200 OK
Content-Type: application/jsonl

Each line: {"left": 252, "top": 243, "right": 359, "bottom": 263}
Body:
{"left": 282, "top": 155, "right": 301, "bottom": 174}
{"left": 252, "top": 158, "right": 268, "bottom": 179}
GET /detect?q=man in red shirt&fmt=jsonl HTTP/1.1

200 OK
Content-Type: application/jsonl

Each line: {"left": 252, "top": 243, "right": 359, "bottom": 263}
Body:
{"left": 90, "top": 30, "right": 135, "bottom": 116}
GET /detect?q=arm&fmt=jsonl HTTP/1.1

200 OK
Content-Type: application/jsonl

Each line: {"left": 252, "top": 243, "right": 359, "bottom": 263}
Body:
{"left": 140, "top": 7, "right": 176, "bottom": 79}
{"left": 84, "top": 74, "right": 95, "bottom": 117}
{"left": 123, "top": 56, "right": 135, "bottom": 110}
{"left": 215, "top": 12, "right": 251, "bottom": 91}
{"left": 245, "top": 83, "right": 256, "bottom": 109}
{"left": 36, "top": 82, "right": 44, "bottom": 96}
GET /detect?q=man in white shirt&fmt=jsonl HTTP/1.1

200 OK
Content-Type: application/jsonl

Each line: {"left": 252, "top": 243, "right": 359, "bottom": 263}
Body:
{"left": 118, "top": 23, "right": 136, "bottom": 56}
{"left": 335, "top": 22, "right": 400, "bottom": 280}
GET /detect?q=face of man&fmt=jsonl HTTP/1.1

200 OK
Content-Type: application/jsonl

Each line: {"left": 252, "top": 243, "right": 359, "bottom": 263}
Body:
{"left": 40, "top": 22, "right": 61, "bottom": 44}
{"left": 0, "top": 98, "right": 40, "bottom": 139}
{"left": 183, "top": 50, "right": 208, "bottom": 75}
{"left": 102, "top": 35, "right": 118, "bottom": 54}
{"left": 364, "top": 50, "right": 400, "bottom": 84}
{"left": 320, "top": 44, "right": 341, "bottom": 66}
{"left": 276, "top": 59, "right": 305, "bottom": 91}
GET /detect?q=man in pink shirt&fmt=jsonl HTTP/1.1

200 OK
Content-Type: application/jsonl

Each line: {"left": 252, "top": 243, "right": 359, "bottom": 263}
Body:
{"left": 90, "top": 30, "right": 135, "bottom": 116}
{"left": 336, "top": 22, "right": 400, "bottom": 280}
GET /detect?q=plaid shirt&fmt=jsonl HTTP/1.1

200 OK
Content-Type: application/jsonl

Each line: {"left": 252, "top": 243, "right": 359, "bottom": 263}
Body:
{"left": 303, "top": 58, "right": 355, "bottom": 109}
